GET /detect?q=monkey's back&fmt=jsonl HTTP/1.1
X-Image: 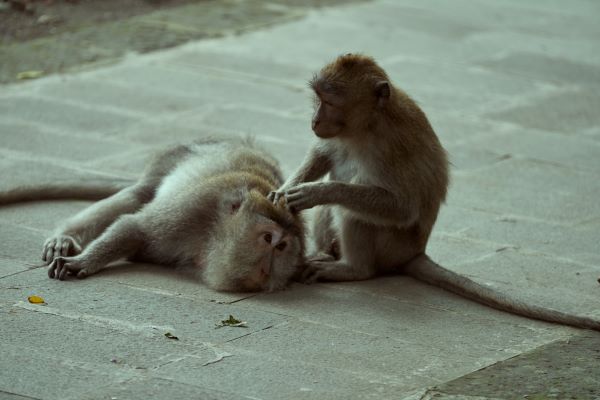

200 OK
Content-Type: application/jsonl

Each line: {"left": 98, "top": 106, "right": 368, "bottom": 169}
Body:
{"left": 131, "top": 137, "right": 285, "bottom": 266}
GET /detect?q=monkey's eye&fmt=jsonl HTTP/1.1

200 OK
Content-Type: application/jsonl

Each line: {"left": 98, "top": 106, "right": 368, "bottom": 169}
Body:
{"left": 263, "top": 233, "right": 273, "bottom": 244}
{"left": 275, "top": 242, "right": 287, "bottom": 251}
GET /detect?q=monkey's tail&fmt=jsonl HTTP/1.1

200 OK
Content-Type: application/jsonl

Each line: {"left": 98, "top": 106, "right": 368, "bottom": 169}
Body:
{"left": 404, "top": 254, "right": 600, "bottom": 331}
{"left": 0, "top": 180, "right": 133, "bottom": 206}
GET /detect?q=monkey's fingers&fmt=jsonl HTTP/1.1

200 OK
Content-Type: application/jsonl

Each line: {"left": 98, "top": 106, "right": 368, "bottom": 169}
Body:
{"left": 54, "top": 256, "right": 73, "bottom": 280}
{"left": 58, "top": 259, "right": 71, "bottom": 281}
{"left": 58, "top": 256, "right": 91, "bottom": 281}
{"left": 68, "top": 256, "right": 102, "bottom": 279}
{"left": 268, "top": 191, "right": 284, "bottom": 204}
{"left": 47, "top": 257, "right": 63, "bottom": 279}
{"left": 42, "top": 235, "right": 81, "bottom": 264}
{"left": 42, "top": 237, "right": 58, "bottom": 264}
{"left": 47, "top": 256, "right": 80, "bottom": 280}
{"left": 285, "top": 192, "right": 311, "bottom": 211}
{"left": 43, "top": 245, "right": 54, "bottom": 265}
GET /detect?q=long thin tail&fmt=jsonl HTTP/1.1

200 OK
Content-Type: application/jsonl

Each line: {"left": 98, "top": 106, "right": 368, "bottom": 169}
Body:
{"left": 0, "top": 180, "right": 133, "bottom": 206}
{"left": 404, "top": 254, "right": 600, "bottom": 331}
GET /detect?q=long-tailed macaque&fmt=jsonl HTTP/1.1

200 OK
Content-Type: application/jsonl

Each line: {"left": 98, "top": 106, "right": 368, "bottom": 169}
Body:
{"left": 2, "top": 138, "right": 305, "bottom": 292}
{"left": 270, "top": 54, "right": 600, "bottom": 331}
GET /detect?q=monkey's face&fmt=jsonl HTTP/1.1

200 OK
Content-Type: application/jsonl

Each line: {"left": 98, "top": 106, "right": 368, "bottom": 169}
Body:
{"left": 237, "top": 215, "right": 303, "bottom": 292}
{"left": 311, "top": 92, "right": 346, "bottom": 139}
{"left": 203, "top": 192, "right": 305, "bottom": 293}
{"left": 218, "top": 213, "right": 303, "bottom": 292}
{"left": 310, "top": 74, "right": 347, "bottom": 139}
{"left": 310, "top": 54, "right": 392, "bottom": 139}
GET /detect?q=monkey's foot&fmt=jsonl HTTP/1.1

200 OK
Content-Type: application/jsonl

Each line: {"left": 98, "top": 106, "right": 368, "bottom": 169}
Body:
{"left": 48, "top": 255, "right": 101, "bottom": 280}
{"left": 301, "top": 260, "right": 331, "bottom": 283}
{"left": 307, "top": 253, "right": 336, "bottom": 263}
{"left": 42, "top": 235, "right": 82, "bottom": 265}
{"left": 302, "top": 260, "right": 374, "bottom": 283}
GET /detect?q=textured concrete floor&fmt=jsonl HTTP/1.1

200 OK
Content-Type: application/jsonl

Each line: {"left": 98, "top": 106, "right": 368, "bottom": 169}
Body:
{"left": 1, "top": 1, "right": 600, "bottom": 399}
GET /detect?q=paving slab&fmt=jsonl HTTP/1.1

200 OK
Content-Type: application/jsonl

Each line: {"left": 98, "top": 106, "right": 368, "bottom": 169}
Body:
{"left": 428, "top": 332, "right": 600, "bottom": 399}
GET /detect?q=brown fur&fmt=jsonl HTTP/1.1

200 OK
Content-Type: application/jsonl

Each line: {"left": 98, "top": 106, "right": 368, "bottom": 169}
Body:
{"left": 270, "top": 54, "right": 600, "bottom": 331}
{"left": 272, "top": 54, "right": 447, "bottom": 277}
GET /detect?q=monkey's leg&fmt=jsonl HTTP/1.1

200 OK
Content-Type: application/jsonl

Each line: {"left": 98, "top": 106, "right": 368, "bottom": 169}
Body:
{"left": 43, "top": 185, "right": 149, "bottom": 264}
{"left": 307, "top": 206, "right": 340, "bottom": 262}
{"left": 48, "top": 214, "right": 145, "bottom": 280}
{"left": 303, "top": 218, "right": 377, "bottom": 282}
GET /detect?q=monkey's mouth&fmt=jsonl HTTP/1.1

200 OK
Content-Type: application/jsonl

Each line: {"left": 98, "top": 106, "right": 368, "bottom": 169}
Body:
{"left": 313, "top": 124, "right": 344, "bottom": 139}
{"left": 313, "top": 129, "right": 338, "bottom": 139}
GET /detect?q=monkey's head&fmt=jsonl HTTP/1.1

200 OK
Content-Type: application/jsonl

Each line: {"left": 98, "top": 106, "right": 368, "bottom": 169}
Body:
{"left": 203, "top": 188, "right": 305, "bottom": 292}
{"left": 310, "top": 54, "right": 391, "bottom": 139}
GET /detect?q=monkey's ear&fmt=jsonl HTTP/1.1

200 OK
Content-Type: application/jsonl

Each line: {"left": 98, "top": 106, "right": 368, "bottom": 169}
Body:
{"left": 230, "top": 201, "right": 242, "bottom": 214}
{"left": 375, "top": 81, "right": 390, "bottom": 107}
{"left": 222, "top": 189, "right": 247, "bottom": 215}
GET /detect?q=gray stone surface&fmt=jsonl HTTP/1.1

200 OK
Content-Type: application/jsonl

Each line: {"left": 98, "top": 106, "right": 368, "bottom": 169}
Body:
{"left": 1, "top": 0, "right": 600, "bottom": 399}
{"left": 429, "top": 332, "right": 600, "bottom": 399}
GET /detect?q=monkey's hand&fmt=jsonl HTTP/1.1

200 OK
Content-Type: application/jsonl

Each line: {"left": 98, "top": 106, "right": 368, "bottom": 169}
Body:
{"left": 284, "top": 183, "right": 324, "bottom": 211}
{"left": 48, "top": 254, "right": 101, "bottom": 280}
{"left": 42, "top": 235, "right": 82, "bottom": 265}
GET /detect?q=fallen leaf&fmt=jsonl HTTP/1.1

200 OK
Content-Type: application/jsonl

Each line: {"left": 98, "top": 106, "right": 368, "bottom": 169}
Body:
{"left": 17, "top": 70, "right": 44, "bottom": 80}
{"left": 164, "top": 332, "right": 179, "bottom": 340}
{"left": 215, "top": 315, "right": 247, "bottom": 328}
{"left": 28, "top": 295, "right": 46, "bottom": 304}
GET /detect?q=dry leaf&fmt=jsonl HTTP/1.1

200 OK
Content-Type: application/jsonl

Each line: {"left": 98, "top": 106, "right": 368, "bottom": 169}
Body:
{"left": 28, "top": 295, "right": 46, "bottom": 304}
{"left": 17, "top": 70, "right": 44, "bottom": 80}
{"left": 215, "top": 315, "right": 247, "bottom": 328}
{"left": 164, "top": 332, "right": 179, "bottom": 340}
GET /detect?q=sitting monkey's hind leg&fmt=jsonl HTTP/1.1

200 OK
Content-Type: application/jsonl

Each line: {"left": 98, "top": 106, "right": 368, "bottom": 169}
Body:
{"left": 303, "top": 218, "right": 377, "bottom": 282}
{"left": 43, "top": 184, "right": 153, "bottom": 264}
{"left": 49, "top": 214, "right": 146, "bottom": 280}
{"left": 309, "top": 206, "right": 341, "bottom": 262}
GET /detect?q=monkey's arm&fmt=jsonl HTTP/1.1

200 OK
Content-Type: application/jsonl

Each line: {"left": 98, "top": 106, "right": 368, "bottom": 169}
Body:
{"left": 285, "top": 181, "right": 417, "bottom": 226}
{"left": 49, "top": 214, "right": 145, "bottom": 280}
{"left": 43, "top": 184, "right": 149, "bottom": 263}
{"left": 268, "top": 145, "right": 333, "bottom": 202}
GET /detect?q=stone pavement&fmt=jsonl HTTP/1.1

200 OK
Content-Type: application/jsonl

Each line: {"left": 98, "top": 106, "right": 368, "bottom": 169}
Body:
{"left": 1, "top": 0, "right": 600, "bottom": 399}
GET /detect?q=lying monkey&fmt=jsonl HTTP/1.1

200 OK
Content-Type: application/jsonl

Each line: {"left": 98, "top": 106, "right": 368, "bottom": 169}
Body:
{"left": 270, "top": 53, "right": 600, "bottom": 331}
{"left": 1, "top": 137, "right": 305, "bottom": 292}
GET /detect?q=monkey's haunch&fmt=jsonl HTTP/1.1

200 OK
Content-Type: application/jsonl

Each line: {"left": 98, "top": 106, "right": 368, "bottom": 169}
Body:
{"left": 404, "top": 254, "right": 600, "bottom": 332}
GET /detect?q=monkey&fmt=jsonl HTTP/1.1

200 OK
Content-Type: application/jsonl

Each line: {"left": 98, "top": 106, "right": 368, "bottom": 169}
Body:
{"left": 2, "top": 137, "right": 305, "bottom": 292}
{"left": 270, "top": 53, "right": 600, "bottom": 331}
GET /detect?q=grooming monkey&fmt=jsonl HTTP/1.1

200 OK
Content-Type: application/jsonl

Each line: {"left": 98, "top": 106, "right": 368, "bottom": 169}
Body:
{"left": 270, "top": 54, "right": 600, "bottom": 331}
{"left": 2, "top": 138, "right": 305, "bottom": 292}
